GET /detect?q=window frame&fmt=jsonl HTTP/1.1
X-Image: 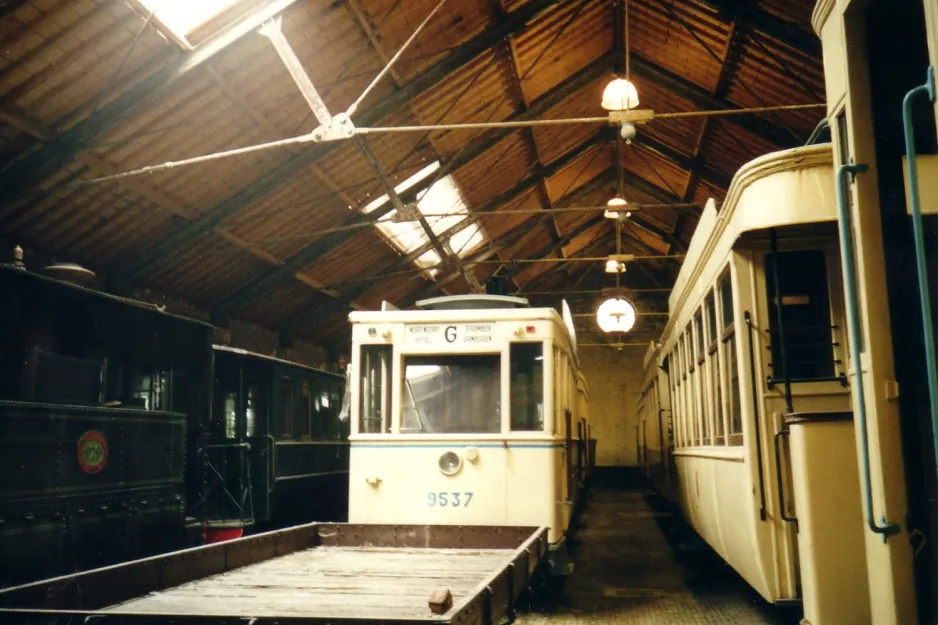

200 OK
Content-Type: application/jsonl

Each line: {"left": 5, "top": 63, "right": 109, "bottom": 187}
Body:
{"left": 718, "top": 268, "right": 743, "bottom": 446}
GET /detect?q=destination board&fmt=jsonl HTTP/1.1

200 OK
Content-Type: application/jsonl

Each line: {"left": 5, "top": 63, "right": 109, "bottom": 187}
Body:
{"left": 405, "top": 323, "right": 495, "bottom": 346}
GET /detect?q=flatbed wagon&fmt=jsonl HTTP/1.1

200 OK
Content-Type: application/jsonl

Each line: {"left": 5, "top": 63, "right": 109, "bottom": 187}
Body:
{"left": 0, "top": 523, "right": 548, "bottom": 624}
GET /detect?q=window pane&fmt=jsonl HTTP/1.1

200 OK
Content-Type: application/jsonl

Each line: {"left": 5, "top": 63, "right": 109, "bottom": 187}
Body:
{"left": 298, "top": 381, "right": 311, "bottom": 438}
{"left": 706, "top": 292, "right": 717, "bottom": 344}
{"left": 712, "top": 349, "right": 724, "bottom": 444}
{"left": 245, "top": 385, "right": 259, "bottom": 438}
{"left": 360, "top": 345, "right": 392, "bottom": 434}
{"left": 402, "top": 355, "right": 500, "bottom": 433}
{"left": 695, "top": 311, "right": 704, "bottom": 355}
{"left": 686, "top": 328, "right": 698, "bottom": 445}
{"left": 726, "top": 335, "right": 743, "bottom": 444}
{"left": 510, "top": 343, "right": 544, "bottom": 431}
{"left": 721, "top": 272, "right": 734, "bottom": 330}
{"left": 280, "top": 378, "right": 294, "bottom": 439}
{"left": 765, "top": 250, "right": 835, "bottom": 380}
{"left": 224, "top": 391, "right": 237, "bottom": 439}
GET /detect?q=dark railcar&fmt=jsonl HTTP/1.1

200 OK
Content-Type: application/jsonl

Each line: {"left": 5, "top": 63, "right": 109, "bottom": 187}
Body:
{"left": 0, "top": 265, "right": 214, "bottom": 587}
{"left": 203, "top": 346, "right": 348, "bottom": 537}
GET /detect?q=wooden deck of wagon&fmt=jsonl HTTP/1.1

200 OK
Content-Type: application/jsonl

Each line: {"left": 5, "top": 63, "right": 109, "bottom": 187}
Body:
{"left": 0, "top": 524, "right": 549, "bottom": 625}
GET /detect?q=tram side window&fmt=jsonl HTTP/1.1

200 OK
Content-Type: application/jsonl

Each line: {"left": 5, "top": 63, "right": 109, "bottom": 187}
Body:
{"left": 720, "top": 272, "right": 743, "bottom": 445}
{"left": 706, "top": 292, "right": 725, "bottom": 444}
{"left": 360, "top": 345, "right": 392, "bottom": 434}
{"left": 510, "top": 343, "right": 544, "bottom": 431}
{"left": 765, "top": 250, "right": 836, "bottom": 381}
{"left": 695, "top": 309, "right": 710, "bottom": 445}
{"left": 678, "top": 335, "right": 687, "bottom": 447}
{"left": 686, "top": 327, "right": 698, "bottom": 446}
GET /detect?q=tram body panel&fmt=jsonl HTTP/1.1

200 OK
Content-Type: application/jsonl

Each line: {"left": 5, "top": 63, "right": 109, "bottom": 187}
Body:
{"left": 348, "top": 440, "right": 565, "bottom": 542}
{"left": 673, "top": 453, "right": 776, "bottom": 600}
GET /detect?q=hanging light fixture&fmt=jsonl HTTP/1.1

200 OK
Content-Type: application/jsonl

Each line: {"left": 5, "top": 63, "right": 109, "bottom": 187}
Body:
{"left": 602, "top": 78, "right": 639, "bottom": 111}
{"left": 605, "top": 196, "right": 630, "bottom": 220}
{"left": 602, "top": 0, "right": 639, "bottom": 111}
{"left": 596, "top": 297, "right": 637, "bottom": 333}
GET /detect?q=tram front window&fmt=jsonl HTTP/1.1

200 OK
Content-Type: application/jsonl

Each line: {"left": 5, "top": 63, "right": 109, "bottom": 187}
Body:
{"left": 402, "top": 355, "right": 500, "bottom": 433}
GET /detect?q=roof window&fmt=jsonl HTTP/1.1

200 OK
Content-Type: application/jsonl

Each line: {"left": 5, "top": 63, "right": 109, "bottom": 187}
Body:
{"left": 136, "top": 0, "right": 260, "bottom": 48}
{"left": 363, "top": 162, "right": 485, "bottom": 276}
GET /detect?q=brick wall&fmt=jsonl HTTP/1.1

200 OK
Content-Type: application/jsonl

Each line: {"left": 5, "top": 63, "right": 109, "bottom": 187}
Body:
{"left": 579, "top": 345, "right": 647, "bottom": 467}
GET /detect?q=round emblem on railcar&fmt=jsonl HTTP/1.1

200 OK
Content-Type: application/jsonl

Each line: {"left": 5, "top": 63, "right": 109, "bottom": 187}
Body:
{"left": 77, "top": 430, "right": 108, "bottom": 474}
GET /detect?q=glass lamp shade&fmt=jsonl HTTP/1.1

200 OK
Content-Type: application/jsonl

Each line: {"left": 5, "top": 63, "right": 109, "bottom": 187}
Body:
{"left": 601, "top": 78, "right": 639, "bottom": 111}
{"left": 596, "top": 297, "right": 636, "bottom": 333}
{"left": 605, "top": 197, "right": 628, "bottom": 219}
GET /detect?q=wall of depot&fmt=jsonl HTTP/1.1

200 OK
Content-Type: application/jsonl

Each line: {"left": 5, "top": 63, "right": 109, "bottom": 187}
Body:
{"left": 579, "top": 344, "right": 646, "bottom": 466}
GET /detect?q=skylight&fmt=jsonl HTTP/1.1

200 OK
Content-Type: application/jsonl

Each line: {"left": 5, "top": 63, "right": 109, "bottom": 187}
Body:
{"left": 363, "top": 162, "right": 485, "bottom": 276}
{"left": 138, "top": 0, "right": 241, "bottom": 47}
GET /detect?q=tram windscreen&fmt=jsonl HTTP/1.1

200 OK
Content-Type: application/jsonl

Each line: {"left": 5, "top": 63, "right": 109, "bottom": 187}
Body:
{"left": 402, "top": 355, "right": 500, "bottom": 433}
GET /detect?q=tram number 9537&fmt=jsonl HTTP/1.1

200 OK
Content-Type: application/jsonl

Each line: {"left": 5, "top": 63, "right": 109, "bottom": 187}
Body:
{"left": 428, "top": 492, "right": 473, "bottom": 507}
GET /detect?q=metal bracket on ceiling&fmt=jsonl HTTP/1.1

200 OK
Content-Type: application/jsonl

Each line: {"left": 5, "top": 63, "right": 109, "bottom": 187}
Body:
{"left": 257, "top": 16, "right": 356, "bottom": 143}
{"left": 310, "top": 113, "right": 357, "bottom": 142}
{"left": 389, "top": 202, "right": 422, "bottom": 223}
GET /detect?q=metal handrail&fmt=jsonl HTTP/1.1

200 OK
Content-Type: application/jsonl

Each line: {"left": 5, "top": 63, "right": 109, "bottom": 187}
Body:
{"left": 773, "top": 429, "right": 797, "bottom": 526}
{"left": 766, "top": 374, "right": 847, "bottom": 389}
{"left": 835, "top": 161, "right": 901, "bottom": 539}
{"left": 805, "top": 117, "right": 829, "bottom": 146}
{"left": 902, "top": 66, "right": 938, "bottom": 500}
{"left": 745, "top": 312, "right": 767, "bottom": 521}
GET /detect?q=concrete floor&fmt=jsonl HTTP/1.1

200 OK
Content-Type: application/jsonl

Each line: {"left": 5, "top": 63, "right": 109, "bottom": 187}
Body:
{"left": 516, "top": 487, "right": 798, "bottom": 624}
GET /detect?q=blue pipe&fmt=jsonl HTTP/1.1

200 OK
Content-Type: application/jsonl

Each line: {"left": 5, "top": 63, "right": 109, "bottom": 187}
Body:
{"left": 835, "top": 161, "right": 901, "bottom": 540}
{"left": 902, "top": 67, "right": 938, "bottom": 502}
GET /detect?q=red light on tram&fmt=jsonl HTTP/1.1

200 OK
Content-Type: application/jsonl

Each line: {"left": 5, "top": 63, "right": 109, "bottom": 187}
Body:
{"left": 526, "top": 325, "right": 536, "bottom": 333}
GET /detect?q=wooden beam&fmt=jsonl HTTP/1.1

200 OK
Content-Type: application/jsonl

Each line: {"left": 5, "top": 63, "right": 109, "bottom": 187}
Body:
{"left": 682, "top": 18, "right": 742, "bottom": 202}
{"left": 634, "top": 132, "right": 731, "bottom": 191}
{"left": 281, "top": 166, "right": 616, "bottom": 333}
{"left": 359, "top": 51, "right": 613, "bottom": 221}
{"left": 695, "top": 0, "right": 819, "bottom": 57}
{"left": 629, "top": 51, "right": 798, "bottom": 149}
{"left": 107, "top": 0, "right": 572, "bottom": 288}
{"left": 1, "top": 97, "right": 348, "bottom": 301}
{"left": 0, "top": 0, "right": 305, "bottom": 202}
{"left": 207, "top": 60, "right": 612, "bottom": 318}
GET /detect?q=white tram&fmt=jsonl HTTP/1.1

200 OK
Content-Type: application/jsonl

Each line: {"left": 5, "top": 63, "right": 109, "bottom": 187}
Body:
{"left": 345, "top": 294, "right": 591, "bottom": 572}
{"left": 638, "top": 144, "right": 883, "bottom": 624}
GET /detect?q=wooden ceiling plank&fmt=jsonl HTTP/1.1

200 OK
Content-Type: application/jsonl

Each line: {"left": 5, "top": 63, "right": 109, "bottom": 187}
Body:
{"left": 205, "top": 57, "right": 612, "bottom": 320}
{"left": 281, "top": 158, "right": 614, "bottom": 332}
{"left": 695, "top": 0, "right": 819, "bottom": 57}
{"left": 1, "top": 96, "right": 345, "bottom": 302}
{"left": 0, "top": 0, "right": 305, "bottom": 202}
{"left": 681, "top": 16, "right": 740, "bottom": 202}
{"left": 629, "top": 50, "right": 798, "bottom": 149}
{"left": 106, "top": 0, "right": 567, "bottom": 288}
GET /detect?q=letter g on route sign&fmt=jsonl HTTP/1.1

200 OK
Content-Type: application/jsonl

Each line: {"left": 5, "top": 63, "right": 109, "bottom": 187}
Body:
{"left": 445, "top": 325, "right": 457, "bottom": 343}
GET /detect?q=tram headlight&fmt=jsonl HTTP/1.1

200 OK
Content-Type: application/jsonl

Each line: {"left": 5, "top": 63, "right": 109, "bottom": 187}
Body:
{"left": 438, "top": 451, "right": 462, "bottom": 476}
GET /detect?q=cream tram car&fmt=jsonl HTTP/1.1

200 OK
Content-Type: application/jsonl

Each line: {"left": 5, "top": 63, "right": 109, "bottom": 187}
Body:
{"left": 640, "top": 143, "right": 886, "bottom": 625}
{"left": 346, "top": 294, "right": 591, "bottom": 572}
